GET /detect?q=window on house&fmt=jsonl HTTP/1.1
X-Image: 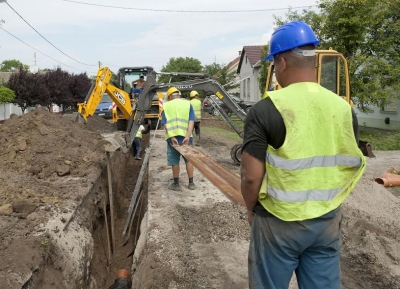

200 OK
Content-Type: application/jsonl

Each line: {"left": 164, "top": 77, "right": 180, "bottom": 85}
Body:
{"left": 246, "top": 78, "right": 251, "bottom": 99}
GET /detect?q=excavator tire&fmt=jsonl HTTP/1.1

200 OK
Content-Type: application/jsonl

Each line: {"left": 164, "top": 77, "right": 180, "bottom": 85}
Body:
{"left": 230, "top": 144, "right": 242, "bottom": 166}
{"left": 116, "top": 119, "right": 127, "bottom": 131}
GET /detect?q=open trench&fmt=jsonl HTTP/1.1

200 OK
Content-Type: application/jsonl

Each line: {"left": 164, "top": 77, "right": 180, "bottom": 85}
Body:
{"left": 88, "top": 135, "right": 149, "bottom": 288}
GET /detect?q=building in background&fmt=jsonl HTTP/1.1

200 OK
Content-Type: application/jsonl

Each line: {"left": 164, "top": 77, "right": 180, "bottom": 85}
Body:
{"left": 237, "top": 45, "right": 263, "bottom": 102}
{"left": 225, "top": 52, "right": 241, "bottom": 96}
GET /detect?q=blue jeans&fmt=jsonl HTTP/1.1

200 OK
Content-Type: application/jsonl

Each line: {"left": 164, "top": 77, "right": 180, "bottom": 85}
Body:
{"left": 133, "top": 137, "right": 141, "bottom": 157}
{"left": 249, "top": 206, "right": 342, "bottom": 289}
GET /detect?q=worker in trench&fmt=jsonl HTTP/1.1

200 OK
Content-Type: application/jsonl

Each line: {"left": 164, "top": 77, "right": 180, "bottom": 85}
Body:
{"left": 240, "top": 21, "right": 366, "bottom": 289}
{"left": 162, "top": 87, "right": 196, "bottom": 191}
{"left": 132, "top": 124, "right": 149, "bottom": 160}
{"left": 189, "top": 90, "right": 202, "bottom": 146}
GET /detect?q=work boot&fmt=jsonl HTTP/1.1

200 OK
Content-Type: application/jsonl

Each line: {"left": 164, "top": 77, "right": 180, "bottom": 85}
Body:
{"left": 168, "top": 183, "right": 181, "bottom": 191}
{"left": 188, "top": 183, "right": 196, "bottom": 190}
{"left": 135, "top": 156, "right": 142, "bottom": 160}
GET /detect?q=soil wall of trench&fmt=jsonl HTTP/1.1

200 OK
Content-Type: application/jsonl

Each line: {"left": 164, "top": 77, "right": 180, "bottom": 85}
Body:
{"left": 0, "top": 109, "right": 147, "bottom": 288}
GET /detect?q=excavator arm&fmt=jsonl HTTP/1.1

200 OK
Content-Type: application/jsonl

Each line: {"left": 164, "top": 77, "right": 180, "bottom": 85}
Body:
{"left": 154, "top": 74, "right": 248, "bottom": 137}
{"left": 77, "top": 66, "right": 159, "bottom": 149}
{"left": 77, "top": 67, "right": 133, "bottom": 122}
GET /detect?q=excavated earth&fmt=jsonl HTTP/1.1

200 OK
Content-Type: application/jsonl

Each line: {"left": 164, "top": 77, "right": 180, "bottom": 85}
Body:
{"left": 0, "top": 109, "right": 399, "bottom": 289}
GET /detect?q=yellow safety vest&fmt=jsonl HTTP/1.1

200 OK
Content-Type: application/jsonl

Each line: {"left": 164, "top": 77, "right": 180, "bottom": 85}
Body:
{"left": 190, "top": 98, "right": 202, "bottom": 121}
{"left": 163, "top": 98, "right": 191, "bottom": 140}
{"left": 259, "top": 82, "right": 366, "bottom": 221}
{"left": 135, "top": 125, "right": 144, "bottom": 139}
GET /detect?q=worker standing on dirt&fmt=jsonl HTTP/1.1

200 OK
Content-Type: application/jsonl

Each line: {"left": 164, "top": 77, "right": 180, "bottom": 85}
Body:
{"left": 162, "top": 87, "right": 196, "bottom": 191}
{"left": 189, "top": 90, "right": 202, "bottom": 146}
{"left": 240, "top": 21, "right": 366, "bottom": 289}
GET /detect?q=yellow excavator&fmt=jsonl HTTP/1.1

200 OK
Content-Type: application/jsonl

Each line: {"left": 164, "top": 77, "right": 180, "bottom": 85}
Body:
{"left": 77, "top": 66, "right": 163, "bottom": 131}
{"left": 265, "top": 48, "right": 374, "bottom": 158}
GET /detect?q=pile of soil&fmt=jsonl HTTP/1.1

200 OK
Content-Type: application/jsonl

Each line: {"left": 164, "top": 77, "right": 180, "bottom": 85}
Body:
{"left": 0, "top": 109, "right": 114, "bottom": 288}
{"left": 0, "top": 109, "right": 111, "bottom": 206}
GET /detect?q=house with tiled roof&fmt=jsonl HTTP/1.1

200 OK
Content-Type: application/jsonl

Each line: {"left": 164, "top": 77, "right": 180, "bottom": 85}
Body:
{"left": 237, "top": 45, "right": 263, "bottom": 102}
{"left": 226, "top": 53, "right": 241, "bottom": 95}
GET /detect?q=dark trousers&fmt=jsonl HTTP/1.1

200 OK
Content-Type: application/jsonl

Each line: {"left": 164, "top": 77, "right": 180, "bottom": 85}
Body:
{"left": 194, "top": 121, "right": 201, "bottom": 136}
{"left": 249, "top": 207, "right": 342, "bottom": 289}
{"left": 133, "top": 137, "right": 141, "bottom": 157}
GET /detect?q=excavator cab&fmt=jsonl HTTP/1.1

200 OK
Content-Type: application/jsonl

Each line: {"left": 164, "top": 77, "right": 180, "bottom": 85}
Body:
{"left": 117, "top": 67, "right": 162, "bottom": 129}
{"left": 265, "top": 49, "right": 374, "bottom": 158}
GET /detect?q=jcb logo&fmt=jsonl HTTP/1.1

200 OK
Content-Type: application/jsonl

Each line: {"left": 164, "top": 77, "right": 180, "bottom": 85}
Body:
{"left": 114, "top": 91, "right": 126, "bottom": 105}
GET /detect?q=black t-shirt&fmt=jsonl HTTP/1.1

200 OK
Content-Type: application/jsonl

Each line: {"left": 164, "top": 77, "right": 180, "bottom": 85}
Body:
{"left": 242, "top": 97, "right": 359, "bottom": 162}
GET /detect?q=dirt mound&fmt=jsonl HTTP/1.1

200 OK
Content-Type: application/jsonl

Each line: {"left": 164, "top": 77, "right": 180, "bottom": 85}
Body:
{"left": 85, "top": 115, "right": 116, "bottom": 134}
{"left": 0, "top": 108, "right": 111, "bottom": 208}
{"left": 0, "top": 109, "right": 118, "bottom": 289}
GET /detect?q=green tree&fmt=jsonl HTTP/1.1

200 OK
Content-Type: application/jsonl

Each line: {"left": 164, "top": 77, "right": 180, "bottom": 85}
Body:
{"left": 203, "top": 61, "right": 239, "bottom": 92}
{"left": 7, "top": 70, "right": 33, "bottom": 113}
{"left": 258, "top": 45, "right": 270, "bottom": 95}
{"left": 0, "top": 59, "right": 30, "bottom": 72}
{"left": 215, "top": 66, "right": 239, "bottom": 92}
{"left": 158, "top": 57, "right": 203, "bottom": 83}
{"left": 203, "top": 62, "right": 222, "bottom": 78}
{"left": 0, "top": 87, "right": 15, "bottom": 119}
{"left": 264, "top": 0, "right": 400, "bottom": 108}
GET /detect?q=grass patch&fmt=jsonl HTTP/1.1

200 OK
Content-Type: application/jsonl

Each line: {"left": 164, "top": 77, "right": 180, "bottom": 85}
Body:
{"left": 359, "top": 129, "right": 400, "bottom": 150}
{"left": 202, "top": 127, "right": 242, "bottom": 142}
{"left": 213, "top": 115, "right": 244, "bottom": 130}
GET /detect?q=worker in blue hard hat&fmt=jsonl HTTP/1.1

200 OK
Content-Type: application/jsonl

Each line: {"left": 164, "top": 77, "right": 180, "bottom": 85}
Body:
{"left": 241, "top": 21, "right": 365, "bottom": 289}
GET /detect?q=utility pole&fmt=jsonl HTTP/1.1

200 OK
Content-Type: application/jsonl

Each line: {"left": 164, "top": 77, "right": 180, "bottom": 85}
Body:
{"left": 34, "top": 52, "right": 36, "bottom": 66}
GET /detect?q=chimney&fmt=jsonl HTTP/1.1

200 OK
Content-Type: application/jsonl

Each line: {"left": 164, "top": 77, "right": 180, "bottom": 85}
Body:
{"left": 239, "top": 50, "right": 242, "bottom": 56}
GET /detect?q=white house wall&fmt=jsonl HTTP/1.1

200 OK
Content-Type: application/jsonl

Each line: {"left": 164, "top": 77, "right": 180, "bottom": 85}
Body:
{"left": 0, "top": 103, "right": 61, "bottom": 121}
{"left": 239, "top": 57, "right": 261, "bottom": 102}
{"left": 354, "top": 101, "right": 400, "bottom": 131}
{"left": 0, "top": 103, "right": 25, "bottom": 121}
{"left": 227, "top": 64, "right": 240, "bottom": 95}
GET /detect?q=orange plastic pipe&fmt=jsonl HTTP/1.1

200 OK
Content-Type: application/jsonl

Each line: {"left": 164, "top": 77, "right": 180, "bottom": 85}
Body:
{"left": 375, "top": 172, "right": 400, "bottom": 187}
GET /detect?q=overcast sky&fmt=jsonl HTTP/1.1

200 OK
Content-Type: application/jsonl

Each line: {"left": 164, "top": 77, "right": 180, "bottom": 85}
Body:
{"left": 0, "top": 0, "right": 316, "bottom": 76}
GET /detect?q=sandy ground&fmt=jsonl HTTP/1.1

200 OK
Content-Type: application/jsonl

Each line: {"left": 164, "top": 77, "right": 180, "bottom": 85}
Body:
{"left": 131, "top": 117, "right": 400, "bottom": 289}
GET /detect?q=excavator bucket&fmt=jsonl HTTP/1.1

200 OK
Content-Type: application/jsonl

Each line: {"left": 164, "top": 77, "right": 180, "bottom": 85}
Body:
{"left": 359, "top": 140, "right": 375, "bottom": 158}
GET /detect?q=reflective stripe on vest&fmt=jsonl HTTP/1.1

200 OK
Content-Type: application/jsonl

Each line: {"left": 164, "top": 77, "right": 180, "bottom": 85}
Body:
{"left": 190, "top": 98, "right": 202, "bottom": 120}
{"left": 258, "top": 82, "right": 366, "bottom": 221}
{"left": 135, "top": 130, "right": 142, "bottom": 139}
{"left": 266, "top": 153, "right": 362, "bottom": 171}
{"left": 163, "top": 98, "right": 191, "bottom": 140}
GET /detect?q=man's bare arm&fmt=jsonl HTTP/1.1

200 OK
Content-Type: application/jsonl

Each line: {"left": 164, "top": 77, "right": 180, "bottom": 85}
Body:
{"left": 241, "top": 151, "right": 265, "bottom": 223}
{"left": 186, "top": 120, "right": 195, "bottom": 138}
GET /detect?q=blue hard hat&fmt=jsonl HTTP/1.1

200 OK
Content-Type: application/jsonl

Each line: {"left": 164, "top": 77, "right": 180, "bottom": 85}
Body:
{"left": 263, "top": 21, "right": 320, "bottom": 61}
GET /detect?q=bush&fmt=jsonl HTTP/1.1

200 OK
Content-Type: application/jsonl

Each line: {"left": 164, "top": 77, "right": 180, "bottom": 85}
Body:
{"left": 0, "top": 87, "right": 15, "bottom": 104}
